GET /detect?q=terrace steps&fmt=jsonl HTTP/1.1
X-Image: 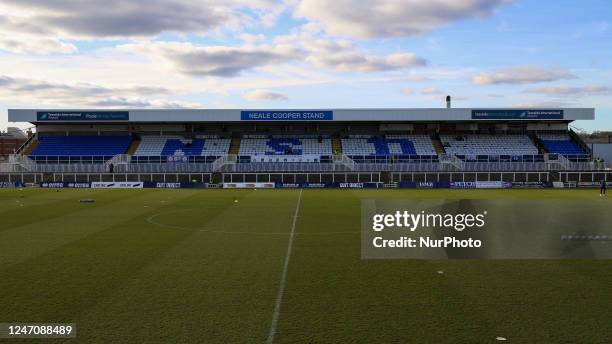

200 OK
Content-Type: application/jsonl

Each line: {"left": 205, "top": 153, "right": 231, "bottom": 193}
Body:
{"left": 332, "top": 135, "right": 342, "bottom": 154}
{"left": 126, "top": 137, "right": 141, "bottom": 155}
{"left": 528, "top": 132, "right": 548, "bottom": 155}
{"left": 431, "top": 138, "right": 445, "bottom": 155}
{"left": 569, "top": 129, "right": 592, "bottom": 158}
{"left": 21, "top": 139, "right": 39, "bottom": 156}
{"left": 228, "top": 137, "right": 241, "bottom": 155}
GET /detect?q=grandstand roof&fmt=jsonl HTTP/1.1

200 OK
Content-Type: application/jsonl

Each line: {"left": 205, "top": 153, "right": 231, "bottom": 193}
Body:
{"left": 9, "top": 107, "right": 594, "bottom": 123}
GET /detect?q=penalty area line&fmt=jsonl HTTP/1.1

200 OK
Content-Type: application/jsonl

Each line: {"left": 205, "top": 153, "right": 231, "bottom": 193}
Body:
{"left": 267, "top": 188, "right": 303, "bottom": 344}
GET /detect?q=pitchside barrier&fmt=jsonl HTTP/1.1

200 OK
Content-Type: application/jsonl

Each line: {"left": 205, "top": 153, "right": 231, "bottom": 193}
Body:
{"left": 275, "top": 182, "right": 384, "bottom": 189}
{"left": 222, "top": 172, "right": 381, "bottom": 184}
{"left": 1, "top": 171, "right": 611, "bottom": 184}
{"left": 37, "top": 181, "right": 209, "bottom": 189}
{"left": 7, "top": 161, "right": 611, "bottom": 174}
{"left": 25, "top": 181, "right": 533, "bottom": 189}
{"left": 0, "top": 181, "right": 26, "bottom": 187}
{"left": 0, "top": 173, "right": 214, "bottom": 184}
{"left": 397, "top": 181, "right": 515, "bottom": 189}
{"left": 390, "top": 171, "right": 550, "bottom": 183}
{"left": 223, "top": 182, "right": 275, "bottom": 189}
{"left": 0, "top": 172, "right": 608, "bottom": 188}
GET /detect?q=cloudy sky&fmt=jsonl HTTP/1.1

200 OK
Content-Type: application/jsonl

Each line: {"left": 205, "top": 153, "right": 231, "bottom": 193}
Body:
{"left": 1, "top": 0, "right": 610, "bottom": 131}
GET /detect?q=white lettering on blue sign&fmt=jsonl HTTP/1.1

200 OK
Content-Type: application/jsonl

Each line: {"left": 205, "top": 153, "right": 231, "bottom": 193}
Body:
{"left": 240, "top": 111, "right": 333, "bottom": 121}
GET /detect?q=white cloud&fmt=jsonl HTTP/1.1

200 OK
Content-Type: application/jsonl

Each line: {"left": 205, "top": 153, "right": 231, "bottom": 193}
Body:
{"left": 238, "top": 33, "right": 267, "bottom": 42}
{"left": 0, "top": 1, "right": 278, "bottom": 39}
{"left": 307, "top": 51, "right": 426, "bottom": 72}
{"left": 0, "top": 15, "right": 78, "bottom": 54}
{"left": 87, "top": 97, "right": 201, "bottom": 108}
{"left": 242, "top": 89, "right": 289, "bottom": 101}
{"left": 421, "top": 87, "right": 444, "bottom": 95}
{"left": 512, "top": 101, "right": 570, "bottom": 108}
{"left": 121, "top": 41, "right": 302, "bottom": 77}
{"left": 0, "top": 35, "right": 77, "bottom": 54}
{"left": 402, "top": 88, "right": 415, "bottom": 95}
{"left": 0, "top": 1, "right": 284, "bottom": 54}
{"left": 274, "top": 25, "right": 427, "bottom": 72}
{"left": 122, "top": 26, "right": 427, "bottom": 77}
{"left": 405, "top": 75, "right": 431, "bottom": 81}
{"left": 294, "top": 0, "right": 511, "bottom": 39}
{"left": 472, "top": 66, "right": 576, "bottom": 85}
{"left": 0, "top": 47, "right": 339, "bottom": 103}
{"left": 0, "top": 75, "right": 199, "bottom": 108}
{"left": 524, "top": 85, "right": 612, "bottom": 96}
{"left": 416, "top": 88, "right": 465, "bottom": 101}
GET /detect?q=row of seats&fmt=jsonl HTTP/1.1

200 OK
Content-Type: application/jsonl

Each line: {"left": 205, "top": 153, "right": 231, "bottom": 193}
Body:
{"left": 342, "top": 135, "right": 436, "bottom": 156}
{"left": 537, "top": 133, "right": 586, "bottom": 156}
{"left": 29, "top": 132, "right": 587, "bottom": 159}
{"left": 238, "top": 137, "right": 331, "bottom": 155}
{"left": 134, "top": 136, "right": 230, "bottom": 156}
{"left": 440, "top": 134, "right": 538, "bottom": 156}
{"left": 32, "top": 136, "right": 132, "bottom": 156}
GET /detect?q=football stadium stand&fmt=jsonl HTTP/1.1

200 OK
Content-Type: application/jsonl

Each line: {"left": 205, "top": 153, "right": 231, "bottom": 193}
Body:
{"left": 21, "top": 132, "right": 590, "bottom": 163}
{"left": 341, "top": 135, "right": 436, "bottom": 157}
{"left": 134, "top": 135, "right": 180, "bottom": 156}
{"left": 5, "top": 107, "right": 606, "bottom": 185}
{"left": 31, "top": 135, "right": 132, "bottom": 156}
{"left": 538, "top": 133, "right": 587, "bottom": 156}
{"left": 440, "top": 134, "right": 538, "bottom": 156}
{"left": 238, "top": 135, "right": 331, "bottom": 156}
{"left": 134, "top": 136, "right": 230, "bottom": 156}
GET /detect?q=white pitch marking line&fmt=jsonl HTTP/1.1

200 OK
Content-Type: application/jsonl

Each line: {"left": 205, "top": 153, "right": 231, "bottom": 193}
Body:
{"left": 267, "top": 188, "right": 303, "bottom": 344}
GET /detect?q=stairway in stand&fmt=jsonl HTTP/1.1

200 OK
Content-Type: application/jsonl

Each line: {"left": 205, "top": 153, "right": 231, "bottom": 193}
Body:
{"left": 431, "top": 134, "right": 445, "bottom": 155}
{"left": 332, "top": 134, "right": 342, "bottom": 154}
{"left": 126, "top": 137, "right": 141, "bottom": 155}
{"left": 528, "top": 132, "right": 548, "bottom": 154}
{"left": 228, "top": 136, "right": 241, "bottom": 155}
{"left": 21, "top": 139, "right": 39, "bottom": 155}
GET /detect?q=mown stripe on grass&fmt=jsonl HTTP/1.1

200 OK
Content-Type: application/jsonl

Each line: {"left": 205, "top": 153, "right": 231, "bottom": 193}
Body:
{"left": 0, "top": 190, "right": 216, "bottom": 323}
{"left": 0, "top": 189, "right": 196, "bottom": 269}
{"left": 68, "top": 189, "right": 297, "bottom": 343}
{"left": 0, "top": 188, "right": 144, "bottom": 232}
{"left": 267, "top": 188, "right": 302, "bottom": 344}
{"left": 274, "top": 190, "right": 504, "bottom": 343}
{"left": 0, "top": 188, "right": 113, "bottom": 217}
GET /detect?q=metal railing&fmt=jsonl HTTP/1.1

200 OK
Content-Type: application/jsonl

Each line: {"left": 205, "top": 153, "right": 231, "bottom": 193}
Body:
{"left": 15, "top": 132, "right": 36, "bottom": 155}
{"left": 23, "top": 153, "right": 593, "bottom": 163}
{"left": 212, "top": 155, "right": 237, "bottom": 171}
{"left": 333, "top": 154, "right": 356, "bottom": 170}
{"left": 4, "top": 160, "right": 612, "bottom": 174}
{"left": 4, "top": 153, "right": 611, "bottom": 174}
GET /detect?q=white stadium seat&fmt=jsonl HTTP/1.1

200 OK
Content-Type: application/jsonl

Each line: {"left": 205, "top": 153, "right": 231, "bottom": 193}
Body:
{"left": 238, "top": 136, "right": 332, "bottom": 156}
{"left": 134, "top": 136, "right": 230, "bottom": 156}
{"left": 341, "top": 135, "right": 436, "bottom": 156}
{"left": 440, "top": 134, "right": 538, "bottom": 156}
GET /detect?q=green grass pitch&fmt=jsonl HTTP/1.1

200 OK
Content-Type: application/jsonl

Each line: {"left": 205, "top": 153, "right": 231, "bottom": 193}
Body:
{"left": 1, "top": 188, "right": 612, "bottom": 343}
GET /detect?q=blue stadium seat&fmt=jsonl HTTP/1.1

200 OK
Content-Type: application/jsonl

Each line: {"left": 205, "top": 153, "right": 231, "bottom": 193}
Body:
{"left": 541, "top": 140, "right": 585, "bottom": 156}
{"left": 367, "top": 138, "right": 417, "bottom": 155}
{"left": 32, "top": 135, "right": 132, "bottom": 156}
{"left": 238, "top": 136, "right": 331, "bottom": 156}
{"left": 342, "top": 135, "right": 433, "bottom": 158}
{"left": 161, "top": 139, "right": 205, "bottom": 156}
{"left": 266, "top": 138, "right": 302, "bottom": 155}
